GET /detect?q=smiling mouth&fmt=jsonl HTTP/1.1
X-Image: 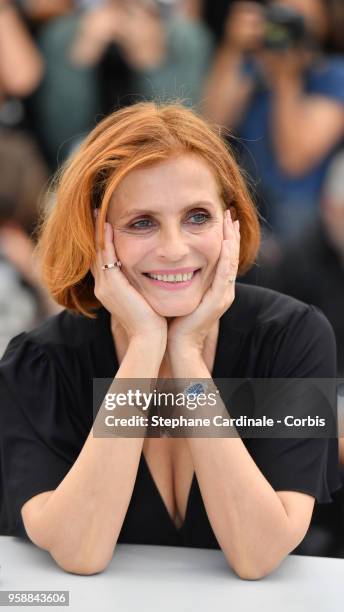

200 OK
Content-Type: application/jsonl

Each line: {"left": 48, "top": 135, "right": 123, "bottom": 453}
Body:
{"left": 142, "top": 269, "right": 201, "bottom": 283}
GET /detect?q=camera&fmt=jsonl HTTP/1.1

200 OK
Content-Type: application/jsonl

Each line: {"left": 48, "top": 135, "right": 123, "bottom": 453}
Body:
{"left": 263, "top": 3, "right": 313, "bottom": 50}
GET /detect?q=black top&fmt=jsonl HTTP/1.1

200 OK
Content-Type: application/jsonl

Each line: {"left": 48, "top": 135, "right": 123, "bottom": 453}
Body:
{"left": 0, "top": 283, "right": 341, "bottom": 548}
{"left": 243, "top": 218, "right": 344, "bottom": 376}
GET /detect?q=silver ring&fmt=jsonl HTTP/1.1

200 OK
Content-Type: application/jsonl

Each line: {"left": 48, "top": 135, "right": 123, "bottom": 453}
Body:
{"left": 102, "top": 261, "right": 122, "bottom": 271}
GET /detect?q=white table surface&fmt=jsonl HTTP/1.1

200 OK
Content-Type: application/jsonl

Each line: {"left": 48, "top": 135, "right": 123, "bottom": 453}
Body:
{"left": 1, "top": 536, "right": 343, "bottom": 611}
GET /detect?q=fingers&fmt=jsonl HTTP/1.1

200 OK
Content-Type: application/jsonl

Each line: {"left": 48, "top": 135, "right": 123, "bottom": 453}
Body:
{"left": 102, "top": 222, "right": 120, "bottom": 271}
{"left": 213, "top": 209, "right": 240, "bottom": 295}
{"left": 91, "top": 209, "right": 100, "bottom": 280}
{"left": 92, "top": 208, "right": 121, "bottom": 278}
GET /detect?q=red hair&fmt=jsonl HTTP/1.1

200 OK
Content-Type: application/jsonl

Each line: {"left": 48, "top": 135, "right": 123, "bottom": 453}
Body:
{"left": 36, "top": 102, "right": 261, "bottom": 317}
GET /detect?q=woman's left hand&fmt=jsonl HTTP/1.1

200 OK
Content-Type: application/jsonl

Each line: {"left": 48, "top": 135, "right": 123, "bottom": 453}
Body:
{"left": 167, "top": 210, "right": 240, "bottom": 355}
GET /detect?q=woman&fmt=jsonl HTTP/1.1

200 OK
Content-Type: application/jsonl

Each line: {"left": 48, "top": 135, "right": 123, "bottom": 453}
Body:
{"left": 0, "top": 102, "right": 340, "bottom": 577}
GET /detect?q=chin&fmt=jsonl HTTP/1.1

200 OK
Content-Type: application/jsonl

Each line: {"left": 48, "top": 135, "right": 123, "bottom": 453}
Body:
{"left": 157, "top": 306, "right": 194, "bottom": 318}
{"left": 148, "top": 298, "right": 200, "bottom": 318}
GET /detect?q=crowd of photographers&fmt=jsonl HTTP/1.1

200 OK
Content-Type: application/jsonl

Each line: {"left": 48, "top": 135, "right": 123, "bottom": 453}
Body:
{"left": 0, "top": 0, "right": 343, "bottom": 365}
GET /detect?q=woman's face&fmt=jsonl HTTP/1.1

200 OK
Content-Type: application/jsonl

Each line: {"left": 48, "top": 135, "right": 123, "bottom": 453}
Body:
{"left": 107, "top": 154, "right": 226, "bottom": 317}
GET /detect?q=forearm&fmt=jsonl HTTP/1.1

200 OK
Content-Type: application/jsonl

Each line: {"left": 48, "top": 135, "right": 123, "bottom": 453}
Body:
{"left": 0, "top": 2, "right": 44, "bottom": 95}
{"left": 24, "top": 337, "right": 164, "bottom": 574}
{"left": 203, "top": 45, "right": 252, "bottom": 128}
{"left": 186, "top": 436, "right": 305, "bottom": 579}
{"left": 37, "top": 433, "right": 145, "bottom": 575}
{"left": 169, "top": 348, "right": 305, "bottom": 579}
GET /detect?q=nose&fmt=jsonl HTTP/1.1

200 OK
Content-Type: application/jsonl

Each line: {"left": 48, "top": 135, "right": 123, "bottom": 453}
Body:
{"left": 154, "top": 224, "right": 190, "bottom": 261}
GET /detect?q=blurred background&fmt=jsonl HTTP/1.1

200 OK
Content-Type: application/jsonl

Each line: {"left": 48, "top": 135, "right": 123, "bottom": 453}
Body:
{"left": 0, "top": 0, "right": 344, "bottom": 554}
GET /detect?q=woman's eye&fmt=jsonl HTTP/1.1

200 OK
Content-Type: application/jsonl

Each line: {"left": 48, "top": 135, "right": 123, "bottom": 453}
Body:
{"left": 131, "top": 219, "right": 154, "bottom": 229}
{"left": 128, "top": 211, "right": 211, "bottom": 231}
{"left": 188, "top": 212, "right": 211, "bottom": 225}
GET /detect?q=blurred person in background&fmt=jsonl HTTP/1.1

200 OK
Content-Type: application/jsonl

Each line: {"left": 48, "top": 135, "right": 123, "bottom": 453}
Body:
{"left": 24, "top": 0, "right": 213, "bottom": 170}
{"left": 0, "top": 147, "right": 62, "bottom": 357}
{"left": 0, "top": 139, "right": 62, "bottom": 357}
{"left": 0, "top": 0, "right": 43, "bottom": 127}
{"left": 321, "top": 0, "right": 344, "bottom": 55}
{"left": 0, "top": 0, "right": 47, "bottom": 235}
{"left": 71, "top": 0, "right": 214, "bottom": 110}
{"left": 0, "top": 0, "right": 60, "bottom": 357}
{"left": 204, "top": 0, "right": 344, "bottom": 246}
{"left": 242, "top": 148, "right": 344, "bottom": 559}
{"left": 328, "top": 0, "right": 344, "bottom": 53}
{"left": 18, "top": 0, "right": 100, "bottom": 169}
{"left": 247, "top": 149, "right": 344, "bottom": 378}
{"left": 17, "top": 0, "right": 73, "bottom": 23}
{"left": 202, "top": 0, "right": 248, "bottom": 42}
{"left": 0, "top": 224, "right": 59, "bottom": 359}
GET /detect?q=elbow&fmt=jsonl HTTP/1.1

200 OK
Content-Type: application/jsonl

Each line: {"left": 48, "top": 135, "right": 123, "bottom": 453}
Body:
{"left": 51, "top": 551, "right": 112, "bottom": 576}
{"left": 231, "top": 557, "right": 282, "bottom": 581}
{"left": 232, "top": 560, "right": 280, "bottom": 581}
{"left": 55, "top": 559, "right": 108, "bottom": 576}
{"left": 49, "top": 540, "right": 116, "bottom": 577}
{"left": 26, "top": 534, "right": 109, "bottom": 575}
{"left": 225, "top": 549, "right": 284, "bottom": 581}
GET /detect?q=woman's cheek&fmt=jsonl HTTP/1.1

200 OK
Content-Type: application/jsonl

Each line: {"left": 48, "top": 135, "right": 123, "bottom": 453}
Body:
{"left": 206, "top": 230, "right": 223, "bottom": 263}
{"left": 114, "top": 233, "right": 141, "bottom": 265}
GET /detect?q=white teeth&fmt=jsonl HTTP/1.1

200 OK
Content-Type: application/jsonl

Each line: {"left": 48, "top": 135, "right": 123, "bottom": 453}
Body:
{"left": 147, "top": 271, "right": 195, "bottom": 282}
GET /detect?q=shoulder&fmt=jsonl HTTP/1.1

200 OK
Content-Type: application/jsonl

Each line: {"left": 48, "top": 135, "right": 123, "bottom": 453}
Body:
{"left": 230, "top": 282, "right": 323, "bottom": 329}
{"left": 225, "top": 283, "right": 336, "bottom": 376}
{"left": 0, "top": 308, "right": 110, "bottom": 426}
{"left": 26, "top": 307, "right": 106, "bottom": 348}
{"left": 0, "top": 307, "right": 108, "bottom": 379}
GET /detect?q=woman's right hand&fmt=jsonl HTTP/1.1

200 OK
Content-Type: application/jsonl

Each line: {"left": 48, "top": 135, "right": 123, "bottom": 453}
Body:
{"left": 91, "top": 212, "right": 168, "bottom": 346}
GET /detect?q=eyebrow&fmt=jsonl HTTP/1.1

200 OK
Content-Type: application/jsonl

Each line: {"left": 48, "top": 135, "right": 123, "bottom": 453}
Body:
{"left": 117, "top": 201, "right": 216, "bottom": 221}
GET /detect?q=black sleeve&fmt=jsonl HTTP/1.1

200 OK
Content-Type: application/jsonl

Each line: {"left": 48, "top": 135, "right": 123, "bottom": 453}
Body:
{"left": 246, "top": 304, "right": 341, "bottom": 503}
{"left": 0, "top": 333, "right": 86, "bottom": 536}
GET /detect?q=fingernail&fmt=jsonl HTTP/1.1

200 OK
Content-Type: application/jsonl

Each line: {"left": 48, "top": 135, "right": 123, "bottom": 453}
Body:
{"left": 235, "top": 220, "right": 240, "bottom": 229}
{"left": 93, "top": 208, "right": 98, "bottom": 219}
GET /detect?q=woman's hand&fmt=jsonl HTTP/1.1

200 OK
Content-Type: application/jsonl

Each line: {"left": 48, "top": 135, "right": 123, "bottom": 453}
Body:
{"left": 167, "top": 210, "right": 240, "bottom": 355}
{"left": 91, "top": 212, "right": 168, "bottom": 345}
